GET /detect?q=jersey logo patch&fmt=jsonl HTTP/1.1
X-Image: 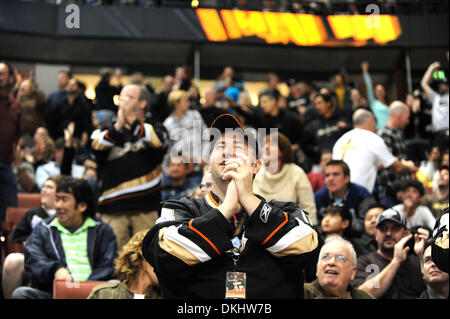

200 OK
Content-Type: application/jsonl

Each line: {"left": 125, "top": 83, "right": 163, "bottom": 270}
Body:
{"left": 260, "top": 204, "right": 272, "bottom": 223}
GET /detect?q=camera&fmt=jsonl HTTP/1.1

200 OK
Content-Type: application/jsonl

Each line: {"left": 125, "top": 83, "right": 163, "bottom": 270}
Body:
{"left": 404, "top": 227, "right": 420, "bottom": 255}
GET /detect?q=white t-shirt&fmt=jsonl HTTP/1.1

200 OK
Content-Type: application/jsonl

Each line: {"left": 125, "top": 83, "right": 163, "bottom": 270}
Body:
{"left": 332, "top": 128, "right": 395, "bottom": 193}
{"left": 392, "top": 204, "right": 436, "bottom": 230}
{"left": 427, "top": 90, "right": 449, "bottom": 132}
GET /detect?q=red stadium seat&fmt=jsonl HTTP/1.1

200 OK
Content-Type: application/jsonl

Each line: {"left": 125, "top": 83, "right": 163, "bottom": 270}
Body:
{"left": 1, "top": 207, "right": 28, "bottom": 263}
{"left": 53, "top": 279, "right": 107, "bottom": 299}
{"left": 18, "top": 193, "right": 41, "bottom": 208}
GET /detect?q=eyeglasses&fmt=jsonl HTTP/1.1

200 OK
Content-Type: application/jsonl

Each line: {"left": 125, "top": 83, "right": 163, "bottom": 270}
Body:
{"left": 321, "top": 253, "right": 348, "bottom": 263}
{"left": 199, "top": 182, "right": 212, "bottom": 189}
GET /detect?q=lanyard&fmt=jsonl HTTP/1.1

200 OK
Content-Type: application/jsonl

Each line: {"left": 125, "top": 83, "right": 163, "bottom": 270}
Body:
{"left": 229, "top": 213, "right": 246, "bottom": 271}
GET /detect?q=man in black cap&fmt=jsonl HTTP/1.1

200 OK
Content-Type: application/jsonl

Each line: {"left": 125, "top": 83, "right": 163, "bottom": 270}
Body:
{"left": 142, "top": 113, "right": 319, "bottom": 299}
{"left": 351, "top": 208, "right": 427, "bottom": 298}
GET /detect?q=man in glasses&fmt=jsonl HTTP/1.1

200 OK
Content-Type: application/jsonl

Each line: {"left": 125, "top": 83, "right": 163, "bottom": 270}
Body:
{"left": 304, "top": 238, "right": 374, "bottom": 299}
{"left": 352, "top": 208, "right": 428, "bottom": 298}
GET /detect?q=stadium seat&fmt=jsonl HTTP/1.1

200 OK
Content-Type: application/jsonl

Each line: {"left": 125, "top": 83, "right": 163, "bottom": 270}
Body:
{"left": 53, "top": 279, "right": 107, "bottom": 299}
{"left": 1, "top": 207, "right": 28, "bottom": 263}
{"left": 18, "top": 193, "right": 41, "bottom": 208}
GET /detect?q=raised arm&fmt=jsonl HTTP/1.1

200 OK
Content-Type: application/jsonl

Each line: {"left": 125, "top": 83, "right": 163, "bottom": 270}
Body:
{"left": 361, "top": 61, "right": 375, "bottom": 106}
{"left": 421, "top": 61, "right": 441, "bottom": 97}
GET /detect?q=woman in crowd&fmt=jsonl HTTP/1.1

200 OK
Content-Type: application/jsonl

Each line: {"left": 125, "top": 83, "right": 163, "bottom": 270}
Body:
{"left": 88, "top": 230, "right": 161, "bottom": 299}
{"left": 253, "top": 132, "right": 318, "bottom": 225}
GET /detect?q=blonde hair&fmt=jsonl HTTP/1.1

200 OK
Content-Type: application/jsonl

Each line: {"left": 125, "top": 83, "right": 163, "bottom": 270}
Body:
{"left": 167, "top": 90, "right": 189, "bottom": 107}
{"left": 114, "top": 230, "right": 149, "bottom": 283}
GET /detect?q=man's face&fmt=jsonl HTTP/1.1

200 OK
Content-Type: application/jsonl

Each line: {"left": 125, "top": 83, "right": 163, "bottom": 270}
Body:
{"left": 437, "top": 169, "right": 449, "bottom": 188}
{"left": 438, "top": 82, "right": 449, "bottom": 95}
{"left": 204, "top": 89, "right": 216, "bottom": 106}
{"left": 168, "top": 157, "right": 188, "bottom": 179}
{"left": 57, "top": 72, "right": 70, "bottom": 89}
{"left": 197, "top": 172, "right": 214, "bottom": 198}
{"left": 260, "top": 95, "right": 277, "bottom": 114}
{"left": 41, "top": 180, "right": 57, "bottom": 210}
{"left": 268, "top": 74, "right": 279, "bottom": 88}
{"left": 314, "top": 96, "right": 329, "bottom": 116}
{"left": 316, "top": 242, "right": 356, "bottom": 295}
{"left": 0, "top": 63, "right": 12, "bottom": 91}
{"left": 364, "top": 207, "right": 384, "bottom": 236}
{"left": 402, "top": 186, "right": 422, "bottom": 207}
{"left": 55, "top": 191, "right": 85, "bottom": 228}
{"left": 33, "top": 137, "right": 46, "bottom": 155}
{"left": 119, "top": 85, "right": 143, "bottom": 114}
{"left": 163, "top": 76, "right": 175, "bottom": 92}
{"left": 67, "top": 79, "right": 79, "bottom": 95}
{"left": 321, "top": 212, "right": 348, "bottom": 235}
{"left": 375, "top": 220, "right": 406, "bottom": 252}
{"left": 324, "top": 165, "right": 349, "bottom": 196}
{"left": 209, "top": 131, "right": 259, "bottom": 187}
{"left": 422, "top": 246, "right": 449, "bottom": 285}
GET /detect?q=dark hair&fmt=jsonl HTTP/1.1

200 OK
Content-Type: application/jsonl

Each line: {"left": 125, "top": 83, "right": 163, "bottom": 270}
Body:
{"left": 55, "top": 138, "right": 65, "bottom": 150}
{"left": 267, "top": 132, "right": 294, "bottom": 165}
{"left": 314, "top": 93, "right": 332, "bottom": 103}
{"left": 365, "top": 202, "right": 387, "bottom": 213}
{"left": 401, "top": 179, "right": 425, "bottom": 197}
{"left": 259, "top": 90, "right": 278, "bottom": 101}
{"left": 323, "top": 205, "right": 352, "bottom": 224}
{"left": 59, "top": 70, "right": 73, "bottom": 79}
{"left": 57, "top": 176, "right": 97, "bottom": 219}
{"left": 325, "top": 159, "right": 351, "bottom": 177}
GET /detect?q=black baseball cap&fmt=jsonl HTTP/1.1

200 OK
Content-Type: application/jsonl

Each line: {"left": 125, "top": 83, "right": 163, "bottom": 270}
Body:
{"left": 209, "top": 114, "right": 261, "bottom": 159}
{"left": 376, "top": 208, "right": 407, "bottom": 229}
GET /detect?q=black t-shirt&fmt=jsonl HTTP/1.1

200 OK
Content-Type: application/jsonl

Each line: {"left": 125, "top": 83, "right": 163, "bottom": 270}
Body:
{"left": 351, "top": 251, "right": 425, "bottom": 299}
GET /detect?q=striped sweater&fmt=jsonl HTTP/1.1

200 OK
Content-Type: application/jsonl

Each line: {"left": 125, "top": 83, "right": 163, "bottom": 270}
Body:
{"left": 91, "top": 119, "right": 168, "bottom": 214}
{"left": 142, "top": 192, "right": 320, "bottom": 299}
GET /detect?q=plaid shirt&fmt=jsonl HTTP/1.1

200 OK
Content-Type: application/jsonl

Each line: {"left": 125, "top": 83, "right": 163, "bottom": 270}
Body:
{"left": 376, "top": 126, "right": 411, "bottom": 198}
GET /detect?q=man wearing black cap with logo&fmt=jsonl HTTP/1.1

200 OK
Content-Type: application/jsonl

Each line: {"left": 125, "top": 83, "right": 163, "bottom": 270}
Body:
{"left": 141, "top": 113, "right": 319, "bottom": 299}
{"left": 352, "top": 208, "right": 427, "bottom": 298}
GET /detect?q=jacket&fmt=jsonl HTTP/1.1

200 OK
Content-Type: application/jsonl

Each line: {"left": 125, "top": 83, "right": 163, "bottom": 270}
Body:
{"left": 88, "top": 281, "right": 162, "bottom": 299}
{"left": 24, "top": 215, "right": 118, "bottom": 293}
{"left": 304, "top": 279, "right": 374, "bottom": 299}
{"left": 315, "top": 182, "right": 373, "bottom": 237}
{"left": 142, "top": 192, "right": 319, "bottom": 299}
{"left": 12, "top": 206, "right": 50, "bottom": 244}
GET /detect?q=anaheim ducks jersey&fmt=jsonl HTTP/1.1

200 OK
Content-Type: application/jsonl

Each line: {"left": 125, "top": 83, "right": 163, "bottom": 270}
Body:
{"left": 142, "top": 192, "right": 319, "bottom": 299}
{"left": 432, "top": 208, "right": 449, "bottom": 273}
{"left": 91, "top": 119, "right": 168, "bottom": 213}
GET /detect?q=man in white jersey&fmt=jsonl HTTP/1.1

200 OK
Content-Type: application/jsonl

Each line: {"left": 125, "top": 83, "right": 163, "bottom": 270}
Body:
{"left": 332, "top": 109, "right": 416, "bottom": 193}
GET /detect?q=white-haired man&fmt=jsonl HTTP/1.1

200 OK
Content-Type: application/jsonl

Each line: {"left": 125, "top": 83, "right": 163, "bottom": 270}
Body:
{"left": 304, "top": 238, "right": 374, "bottom": 299}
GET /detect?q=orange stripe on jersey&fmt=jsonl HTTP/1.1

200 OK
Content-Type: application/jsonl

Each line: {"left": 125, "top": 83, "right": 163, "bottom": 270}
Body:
{"left": 261, "top": 212, "right": 288, "bottom": 245}
{"left": 188, "top": 219, "right": 221, "bottom": 256}
{"left": 208, "top": 193, "right": 220, "bottom": 207}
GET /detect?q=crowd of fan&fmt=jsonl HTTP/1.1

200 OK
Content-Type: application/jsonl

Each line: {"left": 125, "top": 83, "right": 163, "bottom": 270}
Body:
{"left": 19, "top": 0, "right": 450, "bottom": 15}
{"left": 0, "top": 58, "right": 448, "bottom": 299}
